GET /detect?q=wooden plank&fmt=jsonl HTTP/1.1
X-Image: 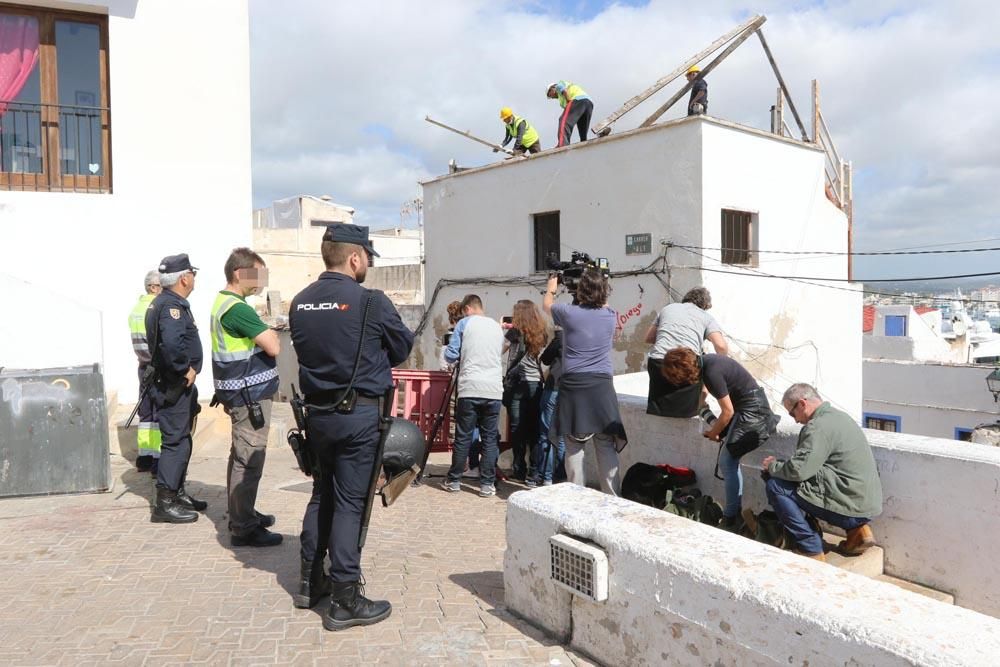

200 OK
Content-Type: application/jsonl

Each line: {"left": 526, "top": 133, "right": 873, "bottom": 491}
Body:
{"left": 424, "top": 116, "right": 514, "bottom": 155}
{"left": 812, "top": 79, "right": 820, "bottom": 143}
{"left": 756, "top": 29, "right": 809, "bottom": 141}
{"left": 775, "top": 87, "right": 784, "bottom": 135}
{"left": 639, "top": 18, "right": 765, "bottom": 128}
{"left": 590, "top": 14, "right": 765, "bottom": 136}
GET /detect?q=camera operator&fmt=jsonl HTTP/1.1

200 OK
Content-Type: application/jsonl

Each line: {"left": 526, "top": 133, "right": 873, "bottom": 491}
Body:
{"left": 542, "top": 269, "right": 627, "bottom": 495}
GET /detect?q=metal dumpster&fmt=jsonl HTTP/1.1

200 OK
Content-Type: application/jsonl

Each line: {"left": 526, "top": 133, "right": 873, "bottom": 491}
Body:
{"left": 0, "top": 364, "right": 111, "bottom": 497}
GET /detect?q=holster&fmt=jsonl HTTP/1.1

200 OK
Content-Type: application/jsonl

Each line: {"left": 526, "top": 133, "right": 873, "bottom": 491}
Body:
{"left": 288, "top": 385, "right": 314, "bottom": 476}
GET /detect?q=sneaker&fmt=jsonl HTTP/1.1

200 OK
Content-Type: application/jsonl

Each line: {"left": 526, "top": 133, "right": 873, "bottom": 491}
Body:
{"left": 461, "top": 467, "right": 480, "bottom": 479}
{"left": 542, "top": 480, "right": 553, "bottom": 486}
{"left": 440, "top": 480, "right": 461, "bottom": 492}
{"left": 479, "top": 485, "right": 496, "bottom": 498}
{"left": 525, "top": 478, "right": 539, "bottom": 488}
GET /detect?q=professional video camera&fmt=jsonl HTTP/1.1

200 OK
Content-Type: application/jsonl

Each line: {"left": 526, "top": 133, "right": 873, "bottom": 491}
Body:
{"left": 546, "top": 250, "right": 610, "bottom": 295}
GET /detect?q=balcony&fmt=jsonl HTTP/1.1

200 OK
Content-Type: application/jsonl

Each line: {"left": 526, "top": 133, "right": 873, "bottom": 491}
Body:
{"left": 0, "top": 101, "right": 110, "bottom": 194}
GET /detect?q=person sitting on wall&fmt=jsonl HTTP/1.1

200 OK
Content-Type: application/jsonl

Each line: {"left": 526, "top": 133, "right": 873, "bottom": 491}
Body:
{"left": 659, "top": 347, "right": 778, "bottom": 532}
{"left": 645, "top": 287, "right": 727, "bottom": 417}
{"left": 762, "top": 383, "right": 883, "bottom": 562}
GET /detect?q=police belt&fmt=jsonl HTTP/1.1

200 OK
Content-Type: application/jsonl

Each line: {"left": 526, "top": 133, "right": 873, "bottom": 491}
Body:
{"left": 305, "top": 390, "right": 380, "bottom": 409}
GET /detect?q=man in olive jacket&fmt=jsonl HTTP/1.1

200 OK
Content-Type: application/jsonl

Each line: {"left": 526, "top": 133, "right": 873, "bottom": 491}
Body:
{"left": 761, "top": 383, "right": 882, "bottom": 561}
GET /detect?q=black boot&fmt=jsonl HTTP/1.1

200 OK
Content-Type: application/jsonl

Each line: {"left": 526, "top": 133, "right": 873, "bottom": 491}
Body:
{"left": 151, "top": 488, "right": 199, "bottom": 524}
{"left": 176, "top": 486, "right": 208, "bottom": 511}
{"left": 322, "top": 580, "right": 392, "bottom": 631}
{"left": 293, "top": 559, "right": 331, "bottom": 609}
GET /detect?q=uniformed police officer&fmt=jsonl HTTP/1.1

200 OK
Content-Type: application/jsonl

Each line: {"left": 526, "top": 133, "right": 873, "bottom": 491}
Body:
{"left": 290, "top": 224, "right": 414, "bottom": 631}
{"left": 128, "top": 270, "right": 162, "bottom": 475}
{"left": 145, "top": 253, "right": 207, "bottom": 524}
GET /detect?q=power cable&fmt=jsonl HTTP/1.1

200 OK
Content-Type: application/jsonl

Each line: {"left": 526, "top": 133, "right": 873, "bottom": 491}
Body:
{"left": 665, "top": 241, "right": 1000, "bottom": 257}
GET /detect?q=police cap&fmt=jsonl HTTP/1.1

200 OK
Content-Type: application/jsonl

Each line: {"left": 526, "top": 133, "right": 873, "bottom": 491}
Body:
{"left": 322, "top": 223, "right": 380, "bottom": 257}
{"left": 158, "top": 253, "right": 198, "bottom": 273}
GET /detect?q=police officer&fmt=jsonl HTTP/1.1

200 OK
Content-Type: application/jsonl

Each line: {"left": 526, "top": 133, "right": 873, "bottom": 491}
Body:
{"left": 129, "top": 270, "right": 162, "bottom": 474}
{"left": 145, "top": 253, "right": 207, "bottom": 524}
{"left": 290, "top": 224, "right": 414, "bottom": 631}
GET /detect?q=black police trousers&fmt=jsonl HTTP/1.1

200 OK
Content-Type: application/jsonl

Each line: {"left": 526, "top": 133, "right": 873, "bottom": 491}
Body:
{"left": 300, "top": 404, "right": 380, "bottom": 583}
{"left": 155, "top": 384, "right": 198, "bottom": 491}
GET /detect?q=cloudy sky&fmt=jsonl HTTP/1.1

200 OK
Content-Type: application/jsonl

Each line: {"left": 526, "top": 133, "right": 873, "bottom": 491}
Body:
{"left": 248, "top": 0, "right": 1000, "bottom": 279}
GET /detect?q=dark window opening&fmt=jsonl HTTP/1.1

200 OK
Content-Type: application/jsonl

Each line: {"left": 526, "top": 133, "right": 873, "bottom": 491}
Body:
{"left": 864, "top": 414, "right": 900, "bottom": 432}
{"left": 721, "top": 209, "right": 755, "bottom": 265}
{"left": 534, "top": 211, "right": 560, "bottom": 272}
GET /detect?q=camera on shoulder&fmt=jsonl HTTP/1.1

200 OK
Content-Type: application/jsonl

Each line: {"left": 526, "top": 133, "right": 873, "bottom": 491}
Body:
{"left": 546, "top": 250, "right": 610, "bottom": 295}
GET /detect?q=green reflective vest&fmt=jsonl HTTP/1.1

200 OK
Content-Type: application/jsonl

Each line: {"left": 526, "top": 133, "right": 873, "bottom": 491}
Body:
{"left": 209, "top": 292, "right": 279, "bottom": 407}
{"left": 506, "top": 115, "right": 539, "bottom": 148}
{"left": 128, "top": 293, "right": 156, "bottom": 365}
{"left": 557, "top": 82, "right": 588, "bottom": 109}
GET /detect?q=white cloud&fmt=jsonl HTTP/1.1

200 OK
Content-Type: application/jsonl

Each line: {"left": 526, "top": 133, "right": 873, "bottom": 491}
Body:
{"left": 249, "top": 0, "right": 1000, "bottom": 276}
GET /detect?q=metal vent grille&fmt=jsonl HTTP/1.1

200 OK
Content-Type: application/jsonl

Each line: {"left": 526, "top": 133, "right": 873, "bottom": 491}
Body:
{"left": 549, "top": 534, "right": 608, "bottom": 602}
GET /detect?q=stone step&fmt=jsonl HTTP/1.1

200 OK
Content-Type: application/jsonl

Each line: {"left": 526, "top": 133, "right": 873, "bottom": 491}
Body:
{"left": 821, "top": 533, "right": 884, "bottom": 578}
{"left": 876, "top": 575, "right": 955, "bottom": 605}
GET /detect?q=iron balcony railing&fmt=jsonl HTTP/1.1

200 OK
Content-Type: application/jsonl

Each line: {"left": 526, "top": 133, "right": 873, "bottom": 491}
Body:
{"left": 0, "top": 100, "right": 110, "bottom": 193}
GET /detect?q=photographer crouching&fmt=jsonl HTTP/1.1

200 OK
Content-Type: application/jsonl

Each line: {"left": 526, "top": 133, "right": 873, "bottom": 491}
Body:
{"left": 542, "top": 267, "right": 627, "bottom": 495}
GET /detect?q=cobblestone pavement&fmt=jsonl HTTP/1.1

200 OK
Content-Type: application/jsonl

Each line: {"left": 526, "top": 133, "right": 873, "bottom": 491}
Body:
{"left": 0, "top": 438, "right": 598, "bottom": 666}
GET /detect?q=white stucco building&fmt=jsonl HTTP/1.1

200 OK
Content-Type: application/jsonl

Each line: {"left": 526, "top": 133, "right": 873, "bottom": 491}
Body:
{"left": 420, "top": 115, "right": 861, "bottom": 415}
{"left": 0, "top": 0, "right": 252, "bottom": 403}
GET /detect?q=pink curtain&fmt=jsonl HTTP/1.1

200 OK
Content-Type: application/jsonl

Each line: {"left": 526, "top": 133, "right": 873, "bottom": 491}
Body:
{"left": 0, "top": 14, "right": 40, "bottom": 114}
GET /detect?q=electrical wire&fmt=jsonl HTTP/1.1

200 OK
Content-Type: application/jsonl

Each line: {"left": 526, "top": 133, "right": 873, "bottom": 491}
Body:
{"left": 665, "top": 241, "right": 1000, "bottom": 257}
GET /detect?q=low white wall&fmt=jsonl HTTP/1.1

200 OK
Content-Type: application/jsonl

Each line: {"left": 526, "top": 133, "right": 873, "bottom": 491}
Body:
{"left": 505, "top": 484, "right": 1000, "bottom": 667}
{"left": 612, "top": 390, "right": 1000, "bottom": 617}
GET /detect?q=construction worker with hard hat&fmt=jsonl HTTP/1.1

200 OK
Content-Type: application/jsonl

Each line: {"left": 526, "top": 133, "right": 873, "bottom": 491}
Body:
{"left": 546, "top": 80, "right": 593, "bottom": 147}
{"left": 496, "top": 107, "right": 541, "bottom": 155}
{"left": 686, "top": 65, "right": 708, "bottom": 116}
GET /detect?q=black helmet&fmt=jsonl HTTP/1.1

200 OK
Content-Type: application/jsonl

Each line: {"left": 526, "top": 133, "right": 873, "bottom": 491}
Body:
{"left": 382, "top": 418, "right": 426, "bottom": 476}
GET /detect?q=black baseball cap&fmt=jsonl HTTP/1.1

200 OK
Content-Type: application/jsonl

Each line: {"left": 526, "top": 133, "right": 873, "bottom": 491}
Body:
{"left": 158, "top": 253, "right": 198, "bottom": 274}
{"left": 323, "top": 223, "right": 379, "bottom": 257}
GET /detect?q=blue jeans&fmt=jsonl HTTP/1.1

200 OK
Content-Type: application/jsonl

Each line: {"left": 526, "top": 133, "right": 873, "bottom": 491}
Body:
{"left": 508, "top": 381, "right": 542, "bottom": 478}
{"left": 717, "top": 444, "right": 743, "bottom": 518}
{"left": 533, "top": 387, "right": 565, "bottom": 483}
{"left": 766, "top": 477, "right": 870, "bottom": 554}
{"left": 449, "top": 398, "right": 500, "bottom": 486}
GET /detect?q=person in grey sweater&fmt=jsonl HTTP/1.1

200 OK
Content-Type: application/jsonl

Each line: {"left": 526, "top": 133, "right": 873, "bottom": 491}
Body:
{"left": 441, "top": 294, "right": 504, "bottom": 497}
{"left": 762, "top": 383, "right": 883, "bottom": 561}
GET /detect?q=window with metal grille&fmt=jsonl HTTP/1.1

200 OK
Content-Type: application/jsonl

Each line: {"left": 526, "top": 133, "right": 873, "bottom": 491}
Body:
{"left": 0, "top": 7, "right": 111, "bottom": 193}
{"left": 864, "top": 413, "right": 900, "bottom": 432}
{"left": 533, "top": 211, "right": 560, "bottom": 272}
{"left": 720, "top": 209, "right": 755, "bottom": 265}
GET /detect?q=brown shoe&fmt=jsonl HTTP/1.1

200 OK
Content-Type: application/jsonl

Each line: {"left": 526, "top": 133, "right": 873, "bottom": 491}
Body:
{"left": 797, "top": 550, "right": 826, "bottom": 562}
{"left": 838, "top": 524, "right": 875, "bottom": 556}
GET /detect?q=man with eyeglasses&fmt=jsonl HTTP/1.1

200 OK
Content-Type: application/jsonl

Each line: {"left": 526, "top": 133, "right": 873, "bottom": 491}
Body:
{"left": 761, "top": 383, "right": 882, "bottom": 561}
{"left": 145, "top": 253, "right": 206, "bottom": 524}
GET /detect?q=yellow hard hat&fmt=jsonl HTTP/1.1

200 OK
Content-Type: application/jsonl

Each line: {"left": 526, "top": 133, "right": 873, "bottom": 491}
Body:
{"left": 687, "top": 65, "right": 701, "bottom": 74}
{"left": 500, "top": 107, "right": 514, "bottom": 120}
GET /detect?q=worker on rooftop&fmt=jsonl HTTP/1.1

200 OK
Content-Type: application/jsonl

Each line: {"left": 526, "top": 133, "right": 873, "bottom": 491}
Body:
{"left": 546, "top": 80, "right": 593, "bottom": 147}
{"left": 686, "top": 65, "right": 708, "bottom": 116}
{"left": 496, "top": 107, "right": 541, "bottom": 155}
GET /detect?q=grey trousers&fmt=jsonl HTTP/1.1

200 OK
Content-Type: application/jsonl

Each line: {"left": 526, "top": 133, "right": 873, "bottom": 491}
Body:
{"left": 564, "top": 432, "right": 620, "bottom": 496}
{"left": 226, "top": 399, "right": 272, "bottom": 536}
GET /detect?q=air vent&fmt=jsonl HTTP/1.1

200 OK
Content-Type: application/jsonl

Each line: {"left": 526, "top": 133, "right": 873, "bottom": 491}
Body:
{"left": 549, "top": 534, "right": 608, "bottom": 602}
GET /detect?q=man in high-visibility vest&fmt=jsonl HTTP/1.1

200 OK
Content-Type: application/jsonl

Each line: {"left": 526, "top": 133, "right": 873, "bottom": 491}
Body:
{"left": 209, "top": 247, "right": 282, "bottom": 547}
{"left": 546, "top": 80, "right": 594, "bottom": 147}
{"left": 129, "top": 270, "right": 162, "bottom": 474}
{"left": 497, "top": 107, "right": 541, "bottom": 155}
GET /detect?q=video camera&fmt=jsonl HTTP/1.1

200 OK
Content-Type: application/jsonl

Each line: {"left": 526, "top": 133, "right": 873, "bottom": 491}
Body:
{"left": 546, "top": 250, "right": 610, "bottom": 295}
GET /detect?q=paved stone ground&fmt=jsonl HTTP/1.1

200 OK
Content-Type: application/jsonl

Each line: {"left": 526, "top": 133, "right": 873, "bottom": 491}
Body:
{"left": 0, "top": 428, "right": 598, "bottom": 666}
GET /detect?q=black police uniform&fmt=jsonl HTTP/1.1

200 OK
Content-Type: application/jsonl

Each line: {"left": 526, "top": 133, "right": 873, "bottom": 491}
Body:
{"left": 146, "top": 258, "right": 203, "bottom": 496}
{"left": 290, "top": 230, "right": 414, "bottom": 591}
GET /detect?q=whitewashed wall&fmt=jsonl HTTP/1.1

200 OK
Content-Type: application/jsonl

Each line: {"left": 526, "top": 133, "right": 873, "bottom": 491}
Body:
{"left": 0, "top": 0, "right": 252, "bottom": 403}
{"left": 613, "top": 385, "right": 1000, "bottom": 617}
{"left": 420, "top": 117, "right": 859, "bottom": 418}
{"left": 863, "top": 358, "right": 1000, "bottom": 438}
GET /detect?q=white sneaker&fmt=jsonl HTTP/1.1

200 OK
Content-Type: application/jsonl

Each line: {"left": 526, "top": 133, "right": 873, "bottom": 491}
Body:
{"left": 479, "top": 485, "right": 496, "bottom": 497}
{"left": 440, "top": 480, "right": 460, "bottom": 492}
{"left": 461, "top": 467, "right": 480, "bottom": 479}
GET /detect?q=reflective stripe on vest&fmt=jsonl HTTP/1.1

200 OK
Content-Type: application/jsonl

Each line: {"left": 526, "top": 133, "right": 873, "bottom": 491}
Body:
{"left": 209, "top": 292, "right": 279, "bottom": 405}
{"left": 128, "top": 294, "right": 155, "bottom": 363}
{"left": 505, "top": 115, "right": 539, "bottom": 148}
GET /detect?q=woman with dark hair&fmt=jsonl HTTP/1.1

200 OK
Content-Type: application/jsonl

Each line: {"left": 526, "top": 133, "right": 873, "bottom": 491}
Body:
{"left": 542, "top": 268, "right": 626, "bottom": 495}
{"left": 503, "top": 299, "right": 548, "bottom": 481}
{"left": 660, "top": 347, "right": 778, "bottom": 531}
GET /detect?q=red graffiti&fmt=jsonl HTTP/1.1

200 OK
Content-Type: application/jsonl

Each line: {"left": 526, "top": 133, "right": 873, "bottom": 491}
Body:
{"left": 614, "top": 302, "right": 643, "bottom": 339}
